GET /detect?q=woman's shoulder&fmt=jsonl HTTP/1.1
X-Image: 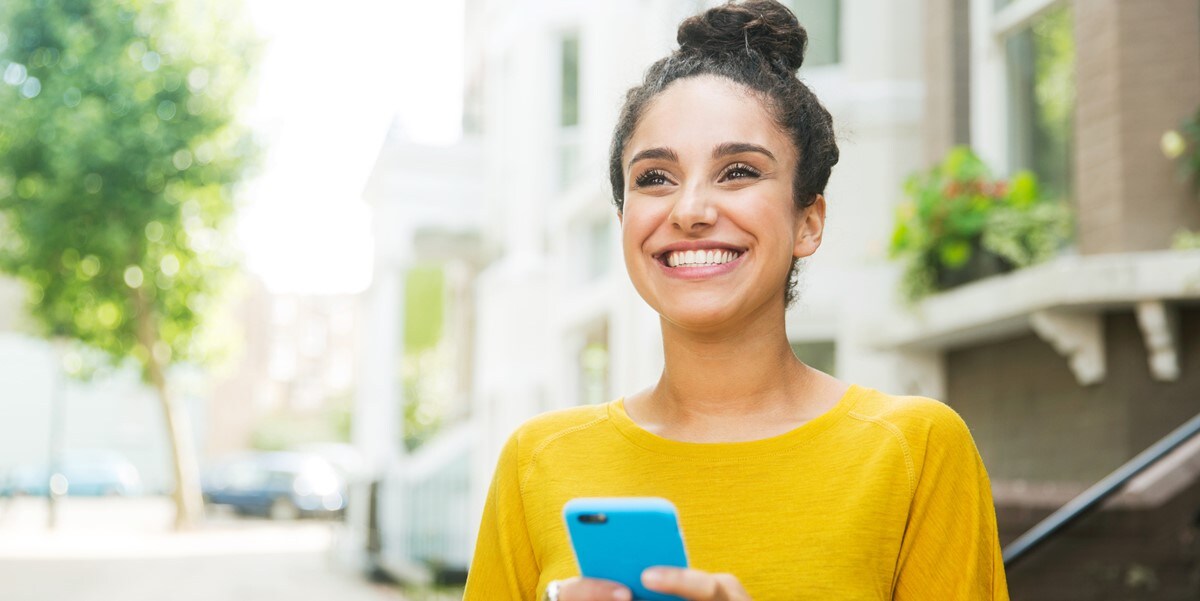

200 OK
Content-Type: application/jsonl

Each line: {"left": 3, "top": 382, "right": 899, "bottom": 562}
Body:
{"left": 847, "top": 386, "right": 978, "bottom": 452}
{"left": 504, "top": 402, "right": 614, "bottom": 456}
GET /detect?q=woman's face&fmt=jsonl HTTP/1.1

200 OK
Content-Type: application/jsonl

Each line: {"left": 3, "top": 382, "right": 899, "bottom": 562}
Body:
{"left": 619, "top": 75, "right": 823, "bottom": 331}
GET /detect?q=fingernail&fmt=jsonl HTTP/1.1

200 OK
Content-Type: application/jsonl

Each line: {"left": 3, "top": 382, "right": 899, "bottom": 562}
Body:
{"left": 642, "top": 569, "right": 664, "bottom": 585}
{"left": 612, "top": 589, "right": 631, "bottom": 601}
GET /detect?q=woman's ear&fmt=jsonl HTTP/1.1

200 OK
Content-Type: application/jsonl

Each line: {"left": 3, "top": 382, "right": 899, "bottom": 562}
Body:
{"left": 617, "top": 210, "right": 623, "bottom": 225}
{"left": 793, "top": 194, "right": 826, "bottom": 258}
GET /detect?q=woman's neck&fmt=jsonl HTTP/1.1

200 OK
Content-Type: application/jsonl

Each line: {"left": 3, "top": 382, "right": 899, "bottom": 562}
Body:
{"left": 628, "top": 303, "right": 845, "bottom": 442}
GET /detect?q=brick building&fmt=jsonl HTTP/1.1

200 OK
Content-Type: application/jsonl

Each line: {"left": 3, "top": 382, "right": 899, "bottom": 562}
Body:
{"left": 907, "top": 0, "right": 1200, "bottom": 597}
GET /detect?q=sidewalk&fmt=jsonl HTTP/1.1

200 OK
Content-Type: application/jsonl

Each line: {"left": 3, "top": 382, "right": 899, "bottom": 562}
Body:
{"left": 0, "top": 496, "right": 408, "bottom": 601}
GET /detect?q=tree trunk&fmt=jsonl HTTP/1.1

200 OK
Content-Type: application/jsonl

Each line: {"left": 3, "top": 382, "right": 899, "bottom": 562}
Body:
{"left": 135, "top": 292, "right": 203, "bottom": 530}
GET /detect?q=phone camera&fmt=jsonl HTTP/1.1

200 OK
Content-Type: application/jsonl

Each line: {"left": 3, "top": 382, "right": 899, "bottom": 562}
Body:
{"left": 577, "top": 513, "right": 608, "bottom": 524}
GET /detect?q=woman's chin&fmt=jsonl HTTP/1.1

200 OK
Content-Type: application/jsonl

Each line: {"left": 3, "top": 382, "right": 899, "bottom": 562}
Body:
{"left": 654, "top": 296, "right": 746, "bottom": 332}
{"left": 646, "top": 282, "right": 790, "bottom": 333}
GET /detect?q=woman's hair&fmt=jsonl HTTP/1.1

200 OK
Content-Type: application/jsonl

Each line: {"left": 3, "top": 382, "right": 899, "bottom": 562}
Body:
{"left": 608, "top": 0, "right": 839, "bottom": 305}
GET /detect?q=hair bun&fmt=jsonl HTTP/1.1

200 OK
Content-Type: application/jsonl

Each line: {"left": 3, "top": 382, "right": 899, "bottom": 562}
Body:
{"left": 676, "top": 0, "right": 808, "bottom": 73}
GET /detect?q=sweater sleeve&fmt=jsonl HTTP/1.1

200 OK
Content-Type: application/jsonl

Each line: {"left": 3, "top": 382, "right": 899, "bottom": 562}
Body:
{"left": 892, "top": 404, "right": 1010, "bottom": 600}
{"left": 464, "top": 431, "right": 541, "bottom": 601}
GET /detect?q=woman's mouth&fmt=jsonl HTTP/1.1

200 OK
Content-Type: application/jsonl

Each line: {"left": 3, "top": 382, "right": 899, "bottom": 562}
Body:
{"left": 660, "top": 249, "right": 743, "bottom": 267}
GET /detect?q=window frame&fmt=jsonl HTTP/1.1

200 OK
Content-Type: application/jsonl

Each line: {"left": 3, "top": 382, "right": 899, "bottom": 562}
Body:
{"left": 968, "top": 0, "right": 1067, "bottom": 175}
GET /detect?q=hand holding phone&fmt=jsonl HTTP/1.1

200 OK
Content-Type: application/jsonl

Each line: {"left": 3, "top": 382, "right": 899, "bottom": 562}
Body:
{"left": 563, "top": 497, "right": 689, "bottom": 601}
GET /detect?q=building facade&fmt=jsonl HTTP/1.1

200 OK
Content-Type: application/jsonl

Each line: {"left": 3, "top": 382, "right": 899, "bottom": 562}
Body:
{"left": 911, "top": 0, "right": 1200, "bottom": 596}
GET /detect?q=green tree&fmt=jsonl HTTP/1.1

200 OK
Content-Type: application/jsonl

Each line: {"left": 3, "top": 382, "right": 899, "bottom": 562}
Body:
{"left": 0, "top": 0, "right": 257, "bottom": 528}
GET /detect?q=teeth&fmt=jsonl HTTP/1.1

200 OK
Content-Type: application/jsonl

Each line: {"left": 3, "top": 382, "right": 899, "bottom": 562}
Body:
{"left": 664, "top": 249, "right": 740, "bottom": 267}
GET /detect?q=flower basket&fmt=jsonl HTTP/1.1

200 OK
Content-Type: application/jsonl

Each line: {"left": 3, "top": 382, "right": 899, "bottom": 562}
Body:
{"left": 935, "top": 240, "right": 1014, "bottom": 290}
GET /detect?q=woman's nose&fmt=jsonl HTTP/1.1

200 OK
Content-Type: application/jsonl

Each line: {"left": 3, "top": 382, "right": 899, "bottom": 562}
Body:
{"left": 669, "top": 184, "right": 717, "bottom": 232}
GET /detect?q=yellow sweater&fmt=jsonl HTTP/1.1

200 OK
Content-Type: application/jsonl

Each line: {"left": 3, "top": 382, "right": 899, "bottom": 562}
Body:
{"left": 465, "top": 384, "right": 1010, "bottom": 600}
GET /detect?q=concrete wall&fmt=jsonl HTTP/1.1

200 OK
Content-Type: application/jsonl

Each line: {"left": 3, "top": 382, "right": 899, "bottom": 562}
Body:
{"left": 1074, "top": 0, "right": 1200, "bottom": 254}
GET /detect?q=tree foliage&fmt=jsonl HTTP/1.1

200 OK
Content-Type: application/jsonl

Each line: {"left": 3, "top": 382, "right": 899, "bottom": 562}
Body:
{"left": 0, "top": 0, "right": 256, "bottom": 373}
{"left": 0, "top": 0, "right": 257, "bottom": 527}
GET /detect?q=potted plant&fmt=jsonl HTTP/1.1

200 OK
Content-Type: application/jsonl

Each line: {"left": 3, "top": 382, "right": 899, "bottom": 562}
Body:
{"left": 889, "top": 147, "right": 1073, "bottom": 302}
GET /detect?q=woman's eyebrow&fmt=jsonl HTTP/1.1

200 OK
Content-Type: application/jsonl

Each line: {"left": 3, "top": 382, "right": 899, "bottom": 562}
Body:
{"left": 627, "top": 147, "right": 679, "bottom": 170}
{"left": 712, "top": 142, "right": 776, "bottom": 161}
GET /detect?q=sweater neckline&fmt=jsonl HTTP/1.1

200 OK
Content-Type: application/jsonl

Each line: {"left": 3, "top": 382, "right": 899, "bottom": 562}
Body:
{"left": 607, "top": 383, "right": 867, "bottom": 458}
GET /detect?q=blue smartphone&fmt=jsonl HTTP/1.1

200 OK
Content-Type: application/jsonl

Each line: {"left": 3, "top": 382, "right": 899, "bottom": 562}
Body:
{"left": 563, "top": 497, "right": 689, "bottom": 601}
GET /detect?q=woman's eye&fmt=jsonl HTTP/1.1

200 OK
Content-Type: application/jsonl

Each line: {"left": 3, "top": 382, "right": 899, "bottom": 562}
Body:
{"left": 721, "top": 163, "right": 761, "bottom": 181}
{"left": 634, "top": 169, "right": 672, "bottom": 187}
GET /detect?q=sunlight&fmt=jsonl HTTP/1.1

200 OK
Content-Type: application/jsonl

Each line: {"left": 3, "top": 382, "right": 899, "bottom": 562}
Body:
{"left": 237, "top": 0, "right": 464, "bottom": 294}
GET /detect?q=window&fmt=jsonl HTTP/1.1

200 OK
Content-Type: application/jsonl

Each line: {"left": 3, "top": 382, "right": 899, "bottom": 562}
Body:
{"left": 560, "top": 34, "right": 580, "bottom": 127}
{"left": 971, "top": 0, "right": 1074, "bottom": 200}
{"left": 557, "top": 33, "right": 582, "bottom": 189}
{"left": 787, "top": 0, "right": 840, "bottom": 67}
{"left": 1005, "top": 4, "right": 1073, "bottom": 201}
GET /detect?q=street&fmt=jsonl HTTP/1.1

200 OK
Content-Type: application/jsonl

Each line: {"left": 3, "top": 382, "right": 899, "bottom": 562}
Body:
{"left": 0, "top": 496, "right": 412, "bottom": 601}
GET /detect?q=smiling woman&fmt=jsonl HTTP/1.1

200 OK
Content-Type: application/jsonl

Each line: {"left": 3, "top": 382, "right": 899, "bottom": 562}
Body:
{"left": 464, "top": 2, "right": 1010, "bottom": 600}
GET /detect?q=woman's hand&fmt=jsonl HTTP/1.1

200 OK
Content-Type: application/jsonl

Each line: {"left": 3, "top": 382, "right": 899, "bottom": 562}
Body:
{"left": 553, "top": 577, "right": 632, "bottom": 601}
{"left": 552, "top": 568, "right": 750, "bottom": 601}
{"left": 641, "top": 567, "right": 750, "bottom": 601}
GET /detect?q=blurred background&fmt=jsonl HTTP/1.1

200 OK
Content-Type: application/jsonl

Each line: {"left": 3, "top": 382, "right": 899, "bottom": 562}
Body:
{"left": 1, "top": 0, "right": 1198, "bottom": 599}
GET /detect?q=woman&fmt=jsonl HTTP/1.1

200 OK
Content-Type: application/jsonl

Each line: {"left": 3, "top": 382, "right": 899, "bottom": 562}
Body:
{"left": 465, "top": 1, "right": 1009, "bottom": 599}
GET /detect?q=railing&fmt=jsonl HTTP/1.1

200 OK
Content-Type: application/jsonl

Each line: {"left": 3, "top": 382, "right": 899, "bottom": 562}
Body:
{"left": 1002, "top": 410, "right": 1200, "bottom": 567}
{"left": 373, "top": 421, "right": 476, "bottom": 582}
{"left": 403, "top": 446, "right": 471, "bottom": 571}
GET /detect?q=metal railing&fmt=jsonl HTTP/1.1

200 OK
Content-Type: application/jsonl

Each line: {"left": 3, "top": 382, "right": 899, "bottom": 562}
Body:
{"left": 1002, "top": 410, "right": 1200, "bottom": 567}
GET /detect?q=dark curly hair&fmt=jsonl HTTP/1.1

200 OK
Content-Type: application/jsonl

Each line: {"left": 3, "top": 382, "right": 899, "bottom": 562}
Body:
{"left": 608, "top": 0, "right": 839, "bottom": 306}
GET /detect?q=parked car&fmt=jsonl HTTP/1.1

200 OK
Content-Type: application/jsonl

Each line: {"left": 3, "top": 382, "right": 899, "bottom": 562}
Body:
{"left": 0, "top": 450, "right": 143, "bottom": 497}
{"left": 201, "top": 451, "right": 347, "bottom": 520}
{"left": 287, "top": 442, "right": 367, "bottom": 484}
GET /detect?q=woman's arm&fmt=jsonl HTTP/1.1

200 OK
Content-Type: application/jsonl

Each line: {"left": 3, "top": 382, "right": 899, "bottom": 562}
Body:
{"left": 464, "top": 432, "right": 541, "bottom": 600}
{"left": 892, "top": 406, "right": 1010, "bottom": 600}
